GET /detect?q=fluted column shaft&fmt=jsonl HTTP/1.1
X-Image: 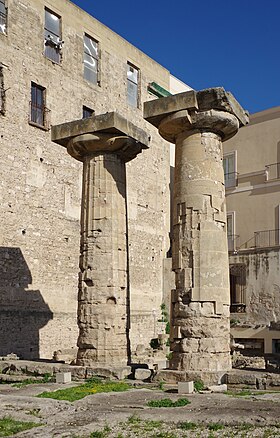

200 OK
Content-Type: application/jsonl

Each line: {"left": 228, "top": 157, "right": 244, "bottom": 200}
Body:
{"left": 77, "top": 153, "right": 128, "bottom": 366}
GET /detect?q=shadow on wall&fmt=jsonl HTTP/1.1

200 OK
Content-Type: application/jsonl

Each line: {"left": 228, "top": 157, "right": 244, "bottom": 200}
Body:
{"left": 0, "top": 247, "right": 53, "bottom": 359}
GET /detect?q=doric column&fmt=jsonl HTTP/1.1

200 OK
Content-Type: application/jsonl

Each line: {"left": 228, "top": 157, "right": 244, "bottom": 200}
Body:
{"left": 144, "top": 88, "right": 249, "bottom": 382}
{"left": 52, "top": 113, "right": 149, "bottom": 366}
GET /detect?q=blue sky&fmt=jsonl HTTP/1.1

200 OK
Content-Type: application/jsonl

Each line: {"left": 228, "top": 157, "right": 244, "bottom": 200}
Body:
{"left": 71, "top": 0, "right": 280, "bottom": 114}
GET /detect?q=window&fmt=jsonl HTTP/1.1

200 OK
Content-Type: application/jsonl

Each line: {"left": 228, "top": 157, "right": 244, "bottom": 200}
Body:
{"left": 227, "top": 212, "right": 238, "bottom": 251}
{"left": 30, "top": 82, "right": 48, "bottom": 128}
{"left": 44, "top": 9, "right": 62, "bottom": 63}
{"left": 84, "top": 34, "right": 99, "bottom": 85}
{"left": 223, "top": 152, "right": 237, "bottom": 188}
{"left": 127, "top": 62, "right": 139, "bottom": 107}
{"left": 230, "top": 264, "right": 246, "bottom": 313}
{"left": 82, "top": 106, "right": 94, "bottom": 119}
{"left": 0, "top": 0, "right": 6, "bottom": 33}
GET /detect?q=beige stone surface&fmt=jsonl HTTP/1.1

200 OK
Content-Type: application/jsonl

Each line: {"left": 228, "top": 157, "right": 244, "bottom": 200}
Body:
{"left": 52, "top": 117, "right": 149, "bottom": 366}
{"left": 144, "top": 88, "right": 248, "bottom": 379}
{"left": 0, "top": 0, "right": 171, "bottom": 359}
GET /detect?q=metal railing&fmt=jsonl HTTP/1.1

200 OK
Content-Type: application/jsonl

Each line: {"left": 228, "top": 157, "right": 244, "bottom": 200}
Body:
{"left": 254, "top": 229, "right": 280, "bottom": 248}
{"left": 227, "top": 234, "right": 240, "bottom": 252}
{"left": 224, "top": 172, "right": 238, "bottom": 188}
{"left": 265, "top": 162, "right": 280, "bottom": 180}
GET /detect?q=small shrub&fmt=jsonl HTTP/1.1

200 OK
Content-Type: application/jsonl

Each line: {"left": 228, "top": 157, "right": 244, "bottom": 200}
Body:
{"left": 166, "top": 352, "right": 172, "bottom": 361}
{"left": 147, "top": 397, "right": 190, "bottom": 408}
{"left": 165, "top": 321, "right": 170, "bottom": 334}
{"left": 178, "top": 421, "right": 198, "bottom": 430}
{"left": 208, "top": 423, "right": 224, "bottom": 431}
{"left": 194, "top": 380, "right": 204, "bottom": 392}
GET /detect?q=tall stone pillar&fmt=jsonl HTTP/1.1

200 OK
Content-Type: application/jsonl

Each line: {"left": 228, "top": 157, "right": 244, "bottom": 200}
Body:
{"left": 52, "top": 113, "right": 149, "bottom": 366}
{"left": 144, "top": 88, "right": 248, "bottom": 383}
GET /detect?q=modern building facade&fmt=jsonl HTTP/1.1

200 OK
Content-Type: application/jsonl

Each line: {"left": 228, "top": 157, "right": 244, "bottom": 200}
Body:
{"left": 0, "top": 0, "right": 190, "bottom": 360}
{"left": 223, "top": 107, "right": 280, "bottom": 356}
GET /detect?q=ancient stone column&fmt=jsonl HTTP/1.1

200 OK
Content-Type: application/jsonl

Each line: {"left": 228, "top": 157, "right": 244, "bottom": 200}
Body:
{"left": 144, "top": 88, "right": 249, "bottom": 382}
{"left": 52, "top": 113, "right": 149, "bottom": 366}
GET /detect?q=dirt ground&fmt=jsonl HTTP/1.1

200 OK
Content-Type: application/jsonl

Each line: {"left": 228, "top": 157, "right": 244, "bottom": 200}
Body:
{"left": 0, "top": 382, "right": 280, "bottom": 437}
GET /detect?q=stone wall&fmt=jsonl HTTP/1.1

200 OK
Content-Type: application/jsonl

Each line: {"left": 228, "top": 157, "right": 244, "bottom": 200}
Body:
{"left": 0, "top": 0, "right": 171, "bottom": 359}
{"left": 229, "top": 248, "right": 280, "bottom": 325}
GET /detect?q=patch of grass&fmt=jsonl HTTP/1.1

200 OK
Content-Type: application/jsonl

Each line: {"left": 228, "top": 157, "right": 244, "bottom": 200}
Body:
{"left": 37, "top": 379, "right": 131, "bottom": 402}
{"left": 0, "top": 417, "right": 40, "bottom": 436}
{"left": 90, "top": 432, "right": 107, "bottom": 438}
{"left": 237, "top": 423, "right": 255, "bottom": 431}
{"left": 147, "top": 397, "right": 190, "bottom": 408}
{"left": 208, "top": 423, "right": 224, "bottom": 431}
{"left": 194, "top": 379, "right": 204, "bottom": 392}
{"left": 178, "top": 421, "right": 198, "bottom": 430}
{"left": 154, "top": 433, "right": 177, "bottom": 438}
{"left": 12, "top": 373, "right": 53, "bottom": 388}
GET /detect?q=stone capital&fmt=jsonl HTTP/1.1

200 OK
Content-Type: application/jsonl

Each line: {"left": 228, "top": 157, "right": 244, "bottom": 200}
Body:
{"left": 51, "top": 112, "right": 150, "bottom": 162}
{"left": 67, "top": 133, "right": 138, "bottom": 162}
{"left": 144, "top": 87, "right": 249, "bottom": 143}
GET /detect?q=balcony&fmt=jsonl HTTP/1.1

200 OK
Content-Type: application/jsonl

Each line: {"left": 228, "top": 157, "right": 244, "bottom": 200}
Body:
{"left": 254, "top": 229, "right": 280, "bottom": 248}
{"left": 265, "top": 162, "right": 280, "bottom": 181}
{"left": 239, "top": 229, "right": 280, "bottom": 250}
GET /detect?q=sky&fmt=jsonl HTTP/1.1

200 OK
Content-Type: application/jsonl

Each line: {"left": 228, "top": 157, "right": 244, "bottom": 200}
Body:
{"left": 71, "top": 0, "right": 280, "bottom": 114}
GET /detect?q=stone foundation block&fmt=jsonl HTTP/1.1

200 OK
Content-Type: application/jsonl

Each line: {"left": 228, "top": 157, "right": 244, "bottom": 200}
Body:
{"left": 135, "top": 368, "right": 152, "bottom": 381}
{"left": 56, "top": 372, "right": 72, "bottom": 384}
{"left": 178, "top": 381, "right": 194, "bottom": 394}
{"left": 153, "top": 369, "right": 186, "bottom": 383}
{"left": 86, "top": 366, "right": 131, "bottom": 380}
{"left": 208, "top": 384, "right": 227, "bottom": 393}
{"left": 226, "top": 372, "right": 257, "bottom": 386}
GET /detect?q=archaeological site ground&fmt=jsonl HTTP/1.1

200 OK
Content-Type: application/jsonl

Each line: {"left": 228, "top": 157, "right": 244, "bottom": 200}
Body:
{"left": 0, "top": 0, "right": 280, "bottom": 436}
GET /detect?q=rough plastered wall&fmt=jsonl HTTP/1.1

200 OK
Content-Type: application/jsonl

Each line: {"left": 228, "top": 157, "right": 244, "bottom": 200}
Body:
{"left": 0, "top": 0, "right": 170, "bottom": 359}
{"left": 229, "top": 249, "right": 280, "bottom": 325}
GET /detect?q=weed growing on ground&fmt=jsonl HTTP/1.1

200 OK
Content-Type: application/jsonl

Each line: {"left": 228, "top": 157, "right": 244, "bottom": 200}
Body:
{"left": 147, "top": 397, "right": 190, "bottom": 407}
{"left": 178, "top": 421, "right": 198, "bottom": 430}
{"left": 12, "top": 373, "right": 53, "bottom": 388}
{"left": 37, "top": 379, "right": 131, "bottom": 402}
{"left": 208, "top": 422, "right": 224, "bottom": 431}
{"left": 0, "top": 417, "right": 40, "bottom": 436}
{"left": 194, "top": 379, "right": 204, "bottom": 392}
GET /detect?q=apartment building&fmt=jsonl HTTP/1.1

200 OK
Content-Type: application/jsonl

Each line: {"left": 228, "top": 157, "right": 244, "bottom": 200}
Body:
{"left": 223, "top": 107, "right": 280, "bottom": 357}
{"left": 0, "top": 0, "right": 190, "bottom": 360}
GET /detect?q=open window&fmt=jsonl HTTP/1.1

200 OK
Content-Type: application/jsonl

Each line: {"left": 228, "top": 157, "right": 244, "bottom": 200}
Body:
{"left": 84, "top": 34, "right": 99, "bottom": 85}
{"left": 127, "top": 62, "right": 139, "bottom": 108}
{"left": 0, "top": 0, "right": 7, "bottom": 34}
{"left": 44, "top": 8, "right": 62, "bottom": 63}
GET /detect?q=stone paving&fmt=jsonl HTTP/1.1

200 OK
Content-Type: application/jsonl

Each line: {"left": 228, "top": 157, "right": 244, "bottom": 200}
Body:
{"left": 0, "top": 382, "right": 280, "bottom": 437}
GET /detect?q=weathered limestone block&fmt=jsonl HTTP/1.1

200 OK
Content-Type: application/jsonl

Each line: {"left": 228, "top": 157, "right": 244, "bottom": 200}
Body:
{"left": 144, "top": 88, "right": 249, "bottom": 380}
{"left": 52, "top": 113, "right": 149, "bottom": 367}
